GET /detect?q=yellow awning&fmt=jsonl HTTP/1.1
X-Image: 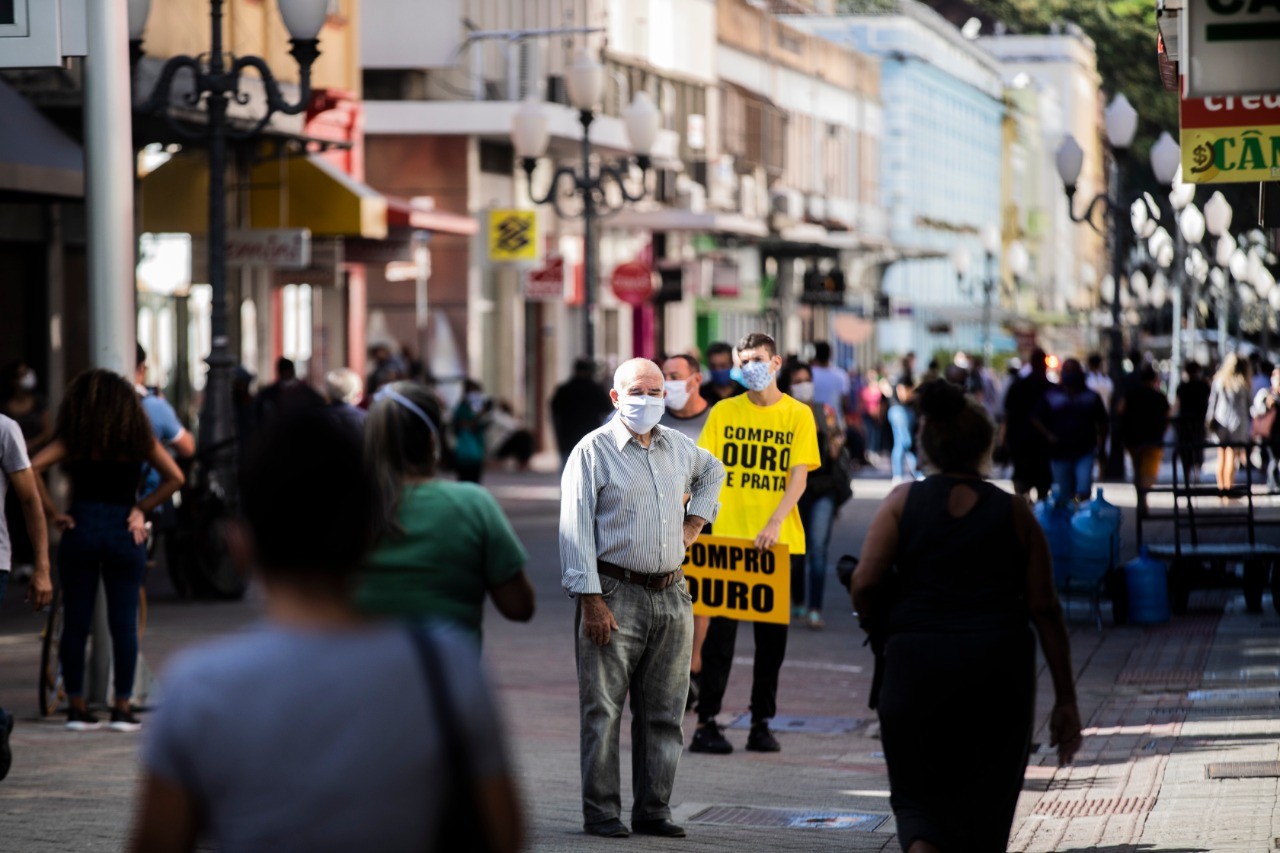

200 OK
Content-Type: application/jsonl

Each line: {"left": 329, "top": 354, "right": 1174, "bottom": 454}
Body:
{"left": 140, "top": 152, "right": 387, "bottom": 239}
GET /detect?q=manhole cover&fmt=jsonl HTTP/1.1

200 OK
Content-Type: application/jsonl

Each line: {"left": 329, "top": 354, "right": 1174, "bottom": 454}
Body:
{"left": 726, "top": 714, "right": 864, "bottom": 734}
{"left": 687, "top": 805, "right": 888, "bottom": 831}
{"left": 1032, "top": 797, "right": 1157, "bottom": 818}
{"left": 1206, "top": 761, "right": 1280, "bottom": 779}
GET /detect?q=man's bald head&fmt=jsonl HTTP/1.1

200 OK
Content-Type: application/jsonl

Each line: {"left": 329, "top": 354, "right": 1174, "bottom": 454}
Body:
{"left": 613, "top": 358, "right": 664, "bottom": 393}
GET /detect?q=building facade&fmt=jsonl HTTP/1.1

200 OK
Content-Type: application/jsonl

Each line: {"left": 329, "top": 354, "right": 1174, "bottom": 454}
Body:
{"left": 791, "top": 1, "right": 1008, "bottom": 363}
{"left": 981, "top": 25, "right": 1108, "bottom": 354}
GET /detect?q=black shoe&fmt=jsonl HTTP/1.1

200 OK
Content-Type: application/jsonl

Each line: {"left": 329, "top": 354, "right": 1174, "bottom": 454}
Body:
{"left": 108, "top": 708, "right": 142, "bottom": 733}
{"left": 0, "top": 709, "right": 13, "bottom": 781}
{"left": 746, "top": 722, "right": 781, "bottom": 753}
{"left": 689, "top": 721, "right": 733, "bottom": 754}
{"left": 584, "top": 819, "right": 630, "bottom": 838}
{"left": 65, "top": 707, "right": 102, "bottom": 732}
{"left": 685, "top": 673, "right": 700, "bottom": 713}
{"left": 633, "top": 818, "right": 687, "bottom": 838}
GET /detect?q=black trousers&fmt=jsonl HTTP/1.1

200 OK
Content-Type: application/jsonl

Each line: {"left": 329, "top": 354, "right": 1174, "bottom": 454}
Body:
{"left": 697, "top": 554, "right": 799, "bottom": 725}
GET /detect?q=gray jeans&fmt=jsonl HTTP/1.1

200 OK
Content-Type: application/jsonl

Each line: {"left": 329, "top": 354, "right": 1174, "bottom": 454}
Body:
{"left": 576, "top": 574, "right": 693, "bottom": 827}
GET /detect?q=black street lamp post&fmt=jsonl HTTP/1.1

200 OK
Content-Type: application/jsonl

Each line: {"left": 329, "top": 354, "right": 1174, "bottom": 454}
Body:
{"left": 1056, "top": 94, "right": 1140, "bottom": 482}
{"left": 511, "top": 51, "right": 661, "bottom": 362}
{"left": 129, "top": 0, "right": 327, "bottom": 498}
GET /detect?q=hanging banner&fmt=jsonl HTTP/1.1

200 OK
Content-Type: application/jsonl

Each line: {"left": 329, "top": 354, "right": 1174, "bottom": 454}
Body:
{"left": 1181, "top": 87, "right": 1280, "bottom": 184}
{"left": 487, "top": 209, "right": 538, "bottom": 262}
{"left": 681, "top": 535, "right": 790, "bottom": 625}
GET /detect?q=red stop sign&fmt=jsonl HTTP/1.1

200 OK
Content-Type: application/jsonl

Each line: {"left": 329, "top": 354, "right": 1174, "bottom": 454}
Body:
{"left": 610, "top": 261, "right": 655, "bottom": 307}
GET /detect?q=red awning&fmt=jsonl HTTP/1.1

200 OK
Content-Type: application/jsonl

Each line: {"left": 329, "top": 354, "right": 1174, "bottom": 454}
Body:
{"left": 385, "top": 197, "right": 477, "bottom": 236}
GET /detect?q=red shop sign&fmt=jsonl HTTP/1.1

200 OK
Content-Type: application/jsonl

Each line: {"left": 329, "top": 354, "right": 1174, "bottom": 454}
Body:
{"left": 610, "top": 261, "right": 655, "bottom": 307}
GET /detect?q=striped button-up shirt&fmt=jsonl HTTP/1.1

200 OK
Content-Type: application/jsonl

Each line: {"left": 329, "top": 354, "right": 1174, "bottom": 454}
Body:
{"left": 560, "top": 417, "right": 725, "bottom": 596}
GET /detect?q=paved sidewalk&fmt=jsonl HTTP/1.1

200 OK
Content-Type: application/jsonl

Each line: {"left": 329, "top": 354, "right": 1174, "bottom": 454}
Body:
{"left": 1, "top": 472, "right": 1279, "bottom": 851}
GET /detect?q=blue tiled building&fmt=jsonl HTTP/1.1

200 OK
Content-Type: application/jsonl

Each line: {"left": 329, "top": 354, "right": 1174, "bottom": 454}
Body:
{"left": 789, "top": 1, "right": 1009, "bottom": 361}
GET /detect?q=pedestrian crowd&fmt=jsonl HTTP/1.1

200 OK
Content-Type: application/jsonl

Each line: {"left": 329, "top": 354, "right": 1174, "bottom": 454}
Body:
{"left": 0, "top": 333, "right": 1102, "bottom": 853}
{"left": 552, "top": 333, "right": 1083, "bottom": 851}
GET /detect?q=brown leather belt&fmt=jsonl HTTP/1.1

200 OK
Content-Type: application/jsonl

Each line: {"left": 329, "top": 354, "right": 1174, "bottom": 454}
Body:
{"left": 598, "top": 561, "right": 683, "bottom": 591}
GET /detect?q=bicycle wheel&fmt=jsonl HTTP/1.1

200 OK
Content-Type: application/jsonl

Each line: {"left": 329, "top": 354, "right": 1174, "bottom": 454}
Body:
{"left": 38, "top": 588, "right": 65, "bottom": 717}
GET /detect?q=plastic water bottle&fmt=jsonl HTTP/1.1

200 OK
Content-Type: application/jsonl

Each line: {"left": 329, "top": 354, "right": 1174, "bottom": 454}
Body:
{"left": 1034, "top": 485, "right": 1075, "bottom": 585}
{"left": 1125, "top": 547, "right": 1171, "bottom": 624}
{"left": 1070, "top": 488, "right": 1122, "bottom": 581}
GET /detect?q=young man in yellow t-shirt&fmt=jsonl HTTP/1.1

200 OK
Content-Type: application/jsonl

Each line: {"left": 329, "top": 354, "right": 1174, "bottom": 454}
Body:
{"left": 691, "top": 333, "right": 820, "bottom": 754}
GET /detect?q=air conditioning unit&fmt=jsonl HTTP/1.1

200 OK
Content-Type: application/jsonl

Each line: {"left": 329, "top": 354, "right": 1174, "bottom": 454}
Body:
{"left": 739, "top": 174, "right": 761, "bottom": 219}
{"left": 676, "top": 175, "right": 707, "bottom": 213}
{"left": 706, "top": 155, "right": 737, "bottom": 211}
{"left": 655, "top": 169, "right": 680, "bottom": 204}
{"left": 826, "top": 197, "right": 855, "bottom": 229}
{"left": 770, "top": 189, "right": 803, "bottom": 225}
{"left": 806, "top": 194, "right": 827, "bottom": 224}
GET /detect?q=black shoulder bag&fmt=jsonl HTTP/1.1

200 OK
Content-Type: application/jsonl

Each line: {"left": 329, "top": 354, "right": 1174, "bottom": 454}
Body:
{"left": 408, "top": 626, "right": 494, "bottom": 853}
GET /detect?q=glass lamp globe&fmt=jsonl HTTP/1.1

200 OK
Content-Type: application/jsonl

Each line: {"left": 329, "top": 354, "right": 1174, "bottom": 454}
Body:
{"left": 128, "top": 0, "right": 152, "bottom": 39}
{"left": 278, "top": 0, "right": 331, "bottom": 40}
{"left": 565, "top": 50, "right": 605, "bottom": 111}
{"left": 1179, "top": 204, "right": 1206, "bottom": 244}
{"left": 1104, "top": 94, "right": 1139, "bottom": 150}
{"left": 1149, "top": 131, "right": 1180, "bottom": 186}
{"left": 1055, "top": 135, "right": 1084, "bottom": 189}
{"left": 511, "top": 98, "right": 550, "bottom": 160}
{"left": 622, "top": 91, "right": 661, "bottom": 158}
{"left": 1008, "top": 241, "right": 1030, "bottom": 278}
{"left": 951, "top": 245, "right": 972, "bottom": 277}
{"left": 981, "top": 223, "right": 1001, "bottom": 255}
{"left": 1204, "top": 191, "right": 1233, "bottom": 237}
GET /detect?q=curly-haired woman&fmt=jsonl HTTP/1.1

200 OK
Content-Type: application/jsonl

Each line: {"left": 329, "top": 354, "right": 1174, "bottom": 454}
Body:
{"left": 32, "top": 370, "right": 184, "bottom": 731}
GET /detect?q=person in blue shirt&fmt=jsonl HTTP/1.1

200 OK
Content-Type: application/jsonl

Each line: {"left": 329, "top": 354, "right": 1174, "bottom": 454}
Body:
{"left": 135, "top": 345, "right": 195, "bottom": 498}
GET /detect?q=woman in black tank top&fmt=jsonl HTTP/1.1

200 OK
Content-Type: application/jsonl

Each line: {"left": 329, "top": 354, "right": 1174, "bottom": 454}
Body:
{"left": 850, "top": 380, "right": 1081, "bottom": 853}
{"left": 31, "top": 370, "right": 184, "bottom": 732}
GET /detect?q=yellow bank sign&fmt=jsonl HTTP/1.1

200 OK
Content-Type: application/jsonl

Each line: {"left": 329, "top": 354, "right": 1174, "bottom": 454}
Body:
{"left": 1181, "top": 90, "right": 1280, "bottom": 183}
{"left": 682, "top": 535, "right": 790, "bottom": 625}
{"left": 487, "top": 209, "right": 538, "bottom": 262}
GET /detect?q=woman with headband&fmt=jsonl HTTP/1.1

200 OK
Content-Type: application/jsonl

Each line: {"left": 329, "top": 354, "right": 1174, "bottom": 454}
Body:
{"left": 358, "top": 382, "right": 535, "bottom": 642}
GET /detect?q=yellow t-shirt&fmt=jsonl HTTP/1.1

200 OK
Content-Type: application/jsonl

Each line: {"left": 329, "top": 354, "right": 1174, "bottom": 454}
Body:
{"left": 698, "top": 393, "right": 821, "bottom": 555}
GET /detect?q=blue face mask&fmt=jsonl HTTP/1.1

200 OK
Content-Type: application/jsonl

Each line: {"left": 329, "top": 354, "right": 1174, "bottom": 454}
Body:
{"left": 741, "top": 360, "right": 776, "bottom": 392}
{"left": 710, "top": 368, "right": 733, "bottom": 386}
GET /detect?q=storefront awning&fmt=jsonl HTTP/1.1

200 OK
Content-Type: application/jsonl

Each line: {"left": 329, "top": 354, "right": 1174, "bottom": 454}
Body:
{"left": 607, "top": 208, "right": 769, "bottom": 238}
{"left": 140, "top": 152, "right": 387, "bottom": 239}
{"left": 0, "top": 80, "right": 83, "bottom": 198}
{"left": 385, "top": 197, "right": 477, "bottom": 236}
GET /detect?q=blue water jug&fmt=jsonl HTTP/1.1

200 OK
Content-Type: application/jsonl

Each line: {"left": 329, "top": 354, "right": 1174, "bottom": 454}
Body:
{"left": 1070, "top": 488, "right": 1122, "bottom": 582}
{"left": 1125, "top": 547, "right": 1171, "bottom": 624}
{"left": 1034, "top": 486, "right": 1075, "bottom": 584}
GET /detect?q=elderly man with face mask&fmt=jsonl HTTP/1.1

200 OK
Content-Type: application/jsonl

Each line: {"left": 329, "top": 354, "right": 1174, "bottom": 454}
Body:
{"left": 560, "top": 358, "right": 725, "bottom": 840}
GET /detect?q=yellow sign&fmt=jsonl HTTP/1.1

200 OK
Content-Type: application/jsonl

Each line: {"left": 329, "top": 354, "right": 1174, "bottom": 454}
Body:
{"left": 1180, "top": 92, "right": 1280, "bottom": 184}
{"left": 682, "top": 535, "right": 790, "bottom": 625}
{"left": 487, "top": 209, "right": 538, "bottom": 262}
{"left": 1183, "top": 126, "right": 1280, "bottom": 183}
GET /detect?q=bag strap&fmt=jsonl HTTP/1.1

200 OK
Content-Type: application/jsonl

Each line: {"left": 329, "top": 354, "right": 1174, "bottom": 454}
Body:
{"left": 407, "top": 624, "right": 487, "bottom": 849}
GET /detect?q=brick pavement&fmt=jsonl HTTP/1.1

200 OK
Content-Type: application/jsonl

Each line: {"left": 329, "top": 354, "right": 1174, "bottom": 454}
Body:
{"left": 1, "top": 471, "right": 1279, "bottom": 851}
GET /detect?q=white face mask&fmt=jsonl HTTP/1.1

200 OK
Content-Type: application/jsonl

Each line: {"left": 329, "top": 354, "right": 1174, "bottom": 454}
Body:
{"left": 617, "top": 394, "right": 666, "bottom": 435}
{"left": 18, "top": 371, "right": 37, "bottom": 391}
{"left": 790, "top": 381, "right": 815, "bottom": 403}
{"left": 663, "top": 379, "right": 691, "bottom": 411}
